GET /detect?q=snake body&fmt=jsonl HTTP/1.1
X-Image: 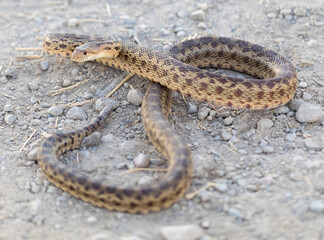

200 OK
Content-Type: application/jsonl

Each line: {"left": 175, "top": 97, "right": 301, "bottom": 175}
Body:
{"left": 39, "top": 33, "right": 297, "bottom": 213}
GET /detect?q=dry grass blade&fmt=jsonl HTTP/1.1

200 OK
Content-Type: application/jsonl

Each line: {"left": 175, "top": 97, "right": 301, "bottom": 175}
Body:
{"left": 185, "top": 182, "right": 216, "bottom": 200}
{"left": 50, "top": 79, "right": 90, "bottom": 96}
{"left": 122, "top": 168, "right": 168, "bottom": 174}
{"left": 105, "top": 73, "right": 134, "bottom": 98}
{"left": 16, "top": 55, "right": 42, "bottom": 60}
{"left": 20, "top": 128, "right": 37, "bottom": 151}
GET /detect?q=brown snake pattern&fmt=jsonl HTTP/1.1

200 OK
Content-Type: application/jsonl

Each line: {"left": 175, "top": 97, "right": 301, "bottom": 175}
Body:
{"left": 38, "top": 33, "right": 297, "bottom": 213}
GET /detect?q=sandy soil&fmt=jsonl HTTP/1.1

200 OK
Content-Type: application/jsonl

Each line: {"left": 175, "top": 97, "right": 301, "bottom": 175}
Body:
{"left": 0, "top": 0, "right": 324, "bottom": 239}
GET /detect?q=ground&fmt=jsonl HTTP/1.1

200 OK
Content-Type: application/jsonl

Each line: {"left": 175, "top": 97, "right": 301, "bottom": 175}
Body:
{"left": 0, "top": 0, "right": 324, "bottom": 240}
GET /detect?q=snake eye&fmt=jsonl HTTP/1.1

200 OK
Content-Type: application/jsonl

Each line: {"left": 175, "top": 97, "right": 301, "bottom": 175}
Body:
{"left": 83, "top": 52, "right": 87, "bottom": 56}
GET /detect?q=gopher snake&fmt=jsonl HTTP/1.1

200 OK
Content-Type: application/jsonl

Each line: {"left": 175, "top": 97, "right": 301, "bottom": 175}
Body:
{"left": 38, "top": 33, "right": 297, "bottom": 213}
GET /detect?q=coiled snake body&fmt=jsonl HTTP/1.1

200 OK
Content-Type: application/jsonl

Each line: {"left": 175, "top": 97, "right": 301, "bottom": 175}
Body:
{"left": 38, "top": 33, "right": 297, "bottom": 213}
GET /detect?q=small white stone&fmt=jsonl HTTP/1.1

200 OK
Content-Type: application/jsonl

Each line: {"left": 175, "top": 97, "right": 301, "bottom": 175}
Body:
{"left": 257, "top": 118, "right": 274, "bottom": 130}
{"left": 159, "top": 224, "right": 204, "bottom": 240}
{"left": 294, "top": 8, "right": 307, "bottom": 17}
{"left": 304, "top": 134, "right": 324, "bottom": 150}
{"left": 281, "top": 8, "right": 292, "bottom": 16}
{"left": 223, "top": 116, "right": 234, "bottom": 126}
{"left": 86, "top": 216, "right": 98, "bottom": 223}
{"left": 309, "top": 200, "right": 324, "bottom": 213}
{"left": 66, "top": 106, "right": 87, "bottom": 120}
{"left": 138, "top": 175, "right": 154, "bottom": 185}
{"left": 289, "top": 171, "right": 303, "bottom": 181}
{"left": 28, "top": 81, "right": 39, "bottom": 90}
{"left": 47, "top": 106, "right": 63, "bottom": 117}
{"left": 296, "top": 102, "right": 324, "bottom": 123}
{"left": 262, "top": 145, "right": 274, "bottom": 153}
{"left": 68, "top": 18, "right": 79, "bottom": 27}
{"left": 198, "top": 107, "right": 210, "bottom": 120}
{"left": 5, "top": 114, "right": 16, "bottom": 125}
{"left": 134, "top": 153, "right": 150, "bottom": 168}
{"left": 127, "top": 89, "right": 144, "bottom": 106}
{"left": 3, "top": 104, "right": 14, "bottom": 112}
{"left": 299, "top": 82, "right": 308, "bottom": 88}
{"left": 307, "top": 39, "right": 318, "bottom": 48}
{"left": 187, "top": 103, "right": 198, "bottom": 114}
{"left": 27, "top": 147, "right": 39, "bottom": 161}
{"left": 221, "top": 131, "right": 232, "bottom": 141}
{"left": 190, "top": 10, "right": 205, "bottom": 21}
{"left": 285, "top": 133, "right": 295, "bottom": 142}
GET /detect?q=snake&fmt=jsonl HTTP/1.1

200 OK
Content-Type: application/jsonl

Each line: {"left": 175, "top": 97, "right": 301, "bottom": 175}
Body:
{"left": 38, "top": 33, "right": 297, "bottom": 213}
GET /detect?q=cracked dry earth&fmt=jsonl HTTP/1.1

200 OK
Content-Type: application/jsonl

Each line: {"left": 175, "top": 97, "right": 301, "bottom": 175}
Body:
{"left": 0, "top": 0, "right": 324, "bottom": 240}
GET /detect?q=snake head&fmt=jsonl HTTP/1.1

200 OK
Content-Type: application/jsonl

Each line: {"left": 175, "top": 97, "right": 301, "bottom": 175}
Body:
{"left": 71, "top": 41, "right": 122, "bottom": 62}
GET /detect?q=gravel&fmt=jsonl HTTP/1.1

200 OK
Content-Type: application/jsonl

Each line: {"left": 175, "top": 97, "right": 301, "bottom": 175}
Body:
{"left": 5, "top": 114, "right": 16, "bottom": 125}
{"left": 198, "top": 107, "right": 210, "bottom": 120}
{"left": 40, "top": 61, "right": 50, "bottom": 71}
{"left": 4, "top": 67, "right": 15, "bottom": 78}
{"left": 223, "top": 116, "right": 234, "bottom": 125}
{"left": 28, "top": 81, "right": 39, "bottom": 90}
{"left": 82, "top": 132, "right": 101, "bottom": 148}
{"left": 309, "top": 200, "right": 324, "bottom": 213}
{"left": 304, "top": 133, "right": 324, "bottom": 150}
{"left": 187, "top": 103, "right": 198, "bottom": 114}
{"left": 189, "top": 10, "right": 205, "bottom": 21}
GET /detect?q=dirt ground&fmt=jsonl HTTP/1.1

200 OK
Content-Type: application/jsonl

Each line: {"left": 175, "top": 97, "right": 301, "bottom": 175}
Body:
{"left": 0, "top": 0, "right": 324, "bottom": 239}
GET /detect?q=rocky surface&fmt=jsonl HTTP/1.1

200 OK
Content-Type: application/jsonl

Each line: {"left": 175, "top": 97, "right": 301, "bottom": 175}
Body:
{"left": 0, "top": 0, "right": 323, "bottom": 240}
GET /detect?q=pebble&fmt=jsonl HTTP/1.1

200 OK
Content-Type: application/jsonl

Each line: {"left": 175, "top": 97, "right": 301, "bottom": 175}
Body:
{"left": 134, "top": 153, "right": 150, "bottom": 168}
{"left": 285, "top": 133, "right": 295, "bottom": 142}
{"left": 159, "top": 224, "right": 204, "bottom": 240}
{"left": 187, "top": 103, "right": 198, "bottom": 114}
{"left": 223, "top": 116, "right": 234, "bottom": 126}
{"left": 190, "top": 10, "right": 205, "bottom": 21}
{"left": 198, "top": 107, "right": 210, "bottom": 120}
{"left": 221, "top": 131, "right": 232, "bottom": 141}
{"left": 200, "top": 220, "right": 211, "bottom": 229}
{"left": 82, "top": 132, "right": 101, "bottom": 148}
{"left": 274, "top": 106, "right": 290, "bottom": 114}
{"left": 4, "top": 67, "right": 15, "bottom": 78}
{"left": 3, "top": 104, "right": 14, "bottom": 112}
{"left": 28, "top": 81, "right": 39, "bottom": 90}
{"left": 262, "top": 145, "right": 274, "bottom": 153}
{"left": 121, "top": 237, "right": 144, "bottom": 240}
{"left": 32, "top": 215, "right": 44, "bottom": 226}
{"left": 295, "top": 102, "right": 324, "bottom": 123}
{"left": 288, "top": 99, "right": 303, "bottom": 111}
{"left": 66, "top": 106, "right": 87, "bottom": 120}
{"left": 304, "top": 133, "right": 324, "bottom": 150}
{"left": 40, "top": 61, "right": 50, "bottom": 71}
{"left": 86, "top": 216, "right": 98, "bottom": 223}
{"left": 68, "top": 18, "right": 79, "bottom": 27}
{"left": 299, "top": 81, "right": 308, "bottom": 88}
{"left": 62, "top": 79, "right": 72, "bottom": 87}
{"left": 281, "top": 8, "right": 292, "bottom": 16}
{"left": 294, "top": 8, "right": 307, "bottom": 17}
{"left": 47, "top": 106, "right": 63, "bottom": 117}
{"left": 138, "top": 175, "right": 154, "bottom": 185}
{"left": 307, "top": 39, "right": 318, "bottom": 48}
{"left": 217, "top": 110, "right": 230, "bottom": 118}
{"left": 91, "top": 232, "right": 116, "bottom": 240}
{"left": 127, "top": 89, "right": 143, "bottom": 106}
{"left": 267, "top": 12, "right": 277, "bottom": 19}
{"left": 101, "top": 134, "right": 114, "bottom": 143}
{"left": 214, "top": 183, "right": 227, "bottom": 193}
{"left": 27, "top": 147, "right": 39, "bottom": 161}
{"left": 309, "top": 200, "right": 324, "bottom": 213}
{"left": 238, "top": 149, "right": 248, "bottom": 155}
{"left": 5, "top": 114, "right": 16, "bottom": 125}
{"left": 95, "top": 98, "right": 117, "bottom": 112}
{"left": 257, "top": 118, "right": 274, "bottom": 130}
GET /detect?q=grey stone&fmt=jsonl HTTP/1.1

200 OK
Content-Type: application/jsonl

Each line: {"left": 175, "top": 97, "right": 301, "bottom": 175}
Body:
{"left": 309, "top": 200, "right": 324, "bottom": 213}
{"left": 221, "top": 131, "right": 232, "bottom": 141}
{"left": 188, "top": 103, "right": 198, "bottom": 114}
{"left": 262, "top": 145, "right": 274, "bottom": 153}
{"left": 67, "top": 18, "right": 79, "bottom": 27}
{"left": 82, "top": 132, "right": 101, "bottom": 148}
{"left": 190, "top": 10, "right": 205, "bottom": 21}
{"left": 27, "top": 147, "right": 39, "bottom": 161}
{"left": 95, "top": 98, "right": 117, "bottom": 112}
{"left": 138, "top": 175, "right": 154, "bottom": 185}
{"left": 214, "top": 183, "right": 227, "bottom": 193}
{"left": 257, "top": 118, "right": 274, "bottom": 130}
{"left": 308, "top": 39, "right": 318, "bottom": 48}
{"left": 223, "top": 116, "right": 234, "bottom": 126}
{"left": 66, "top": 106, "right": 87, "bottom": 120}
{"left": 62, "top": 79, "right": 72, "bottom": 87}
{"left": 134, "top": 153, "right": 150, "bottom": 168}
{"left": 159, "top": 224, "right": 204, "bottom": 240}
{"left": 121, "top": 237, "right": 144, "bottom": 240}
{"left": 127, "top": 89, "right": 143, "bottom": 106}
{"left": 3, "top": 104, "right": 14, "bottom": 112}
{"left": 40, "top": 61, "right": 50, "bottom": 71}
{"left": 288, "top": 99, "right": 303, "bottom": 111}
{"left": 299, "top": 81, "right": 308, "bottom": 88}
{"left": 304, "top": 134, "right": 324, "bottom": 150}
{"left": 4, "top": 67, "right": 15, "bottom": 78}
{"left": 296, "top": 102, "right": 324, "bottom": 123}
{"left": 28, "top": 81, "right": 39, "bottom": 90}
{"left": 285, "top": 133, "right": 295, "bottom": 142}
{"left": 47, "top": 106, "right": 63, "bottom": 117}
{"left": 274, "top": 106, "right": 290, "bottom": 114}
{"left": 281, "top": 8, "right": 292, "bottom": 16}
{"left": 198, "top": 107, "right": 210, "bottom": 120}
{"left": 294, "top": 8, "right": 307, "bottom": 17}
{"left": 5, "top": 114, "right": 16, "bottom": 125}
{"left": 86, "top": 216, "right": 98, "bottom": 223}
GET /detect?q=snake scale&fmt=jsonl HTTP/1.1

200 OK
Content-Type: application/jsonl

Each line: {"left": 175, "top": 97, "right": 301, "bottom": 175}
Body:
{"left": 38, "top": 33, "right": 297, "bottom": 213}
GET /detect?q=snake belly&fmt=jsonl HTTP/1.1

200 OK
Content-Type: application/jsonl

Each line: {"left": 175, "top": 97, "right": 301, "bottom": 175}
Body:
{"left": 39, "top": 33, "right": 297, "bottom": 213}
